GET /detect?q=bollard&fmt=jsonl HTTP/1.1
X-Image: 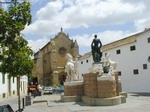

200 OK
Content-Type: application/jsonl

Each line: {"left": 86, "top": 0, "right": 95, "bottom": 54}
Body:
{"left": 22, "top": 98, "right": 25, "bottom": 109}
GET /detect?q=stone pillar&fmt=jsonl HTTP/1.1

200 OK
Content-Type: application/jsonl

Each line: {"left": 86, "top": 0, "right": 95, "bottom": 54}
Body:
{"left": 64, "top": 81, "right": 83, "bottom": 96}
{"left": 52, "top": 71, "right": 59, "bottom": 85}
{"left": 97, "top": 75, "right": 116, "bottom": 98}
{"left": 83, "top": 73, "right": 98, "bottom": 98}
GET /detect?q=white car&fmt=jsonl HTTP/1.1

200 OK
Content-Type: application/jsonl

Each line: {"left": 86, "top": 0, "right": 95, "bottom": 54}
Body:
{"left": 43, "top": 86, "right": 53, "bottom": 94}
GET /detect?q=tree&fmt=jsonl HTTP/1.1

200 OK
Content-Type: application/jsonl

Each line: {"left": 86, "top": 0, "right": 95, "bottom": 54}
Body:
{"left": 0, "top": 0, "right": 33, "bottom": 111}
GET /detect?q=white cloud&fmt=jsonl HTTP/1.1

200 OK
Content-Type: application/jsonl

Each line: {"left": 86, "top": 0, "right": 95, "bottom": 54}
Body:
{"left": 28, "top": 37, "right": 49, "bottom": 52}
{"left": 24, "top": 0, "right": 150, "bottom": 54}
{"left": 28, "top": 0, "right": 40, "bottom": 4}
{"left": 27, "top": 29, "right": 135, "bottom": 55}
{"left": 36, "top": 1, "right": 63, "bottom": 20}
{"left": 134, "top": 18, "right": 150, "bottom": 31}
{"left": 122, "top": 0, "right": 150, "bottom": 31}
{"left": 70, "top": 30, "right": 134, "bottom": 54}
{"left": 72, "top": 30, "right": 131, "bottom": 47}
{"left": 23, "top": 0, "right": 147, "bottom": 35}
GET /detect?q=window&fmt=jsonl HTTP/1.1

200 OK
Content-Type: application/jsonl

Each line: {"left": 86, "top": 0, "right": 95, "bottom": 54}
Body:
{"left": 143, "top": 64, "right": 147, "bottom": 69}
{"left": 133, "top": 69, "right": 139, "bottom": 75}
{"left": 117, "top": 71, "right": 122, "bottom": 76}
{"left": 13, "top": 77, "right": 15, "bottom": 83}
{"left": 130, "top": 45, "right": 136, "bottom": 51}
{"left": 3, "top": 93, "right": 6, "bottom": 98}
{"left": 13, "top": 91, "right": 15, "bottom": 94}
{"left": 86, "top": 60, "right": 88, "bottom": 63}
{"left": 2, "top": 74, "right": 5, "bottom": 84}
{"left": 147, "top": 37, "right": 150, "bottom": 43}
{"left": 148, "top": 56, "right": 150, "bottom": 62}
{"left": 81, "top": 61, "right": 83, "bottom": 64}
{"left": 116, "top": 49, "right": 121, "bottom": 54}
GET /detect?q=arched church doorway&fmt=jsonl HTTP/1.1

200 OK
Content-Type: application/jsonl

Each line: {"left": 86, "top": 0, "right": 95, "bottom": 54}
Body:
{"left": 59, "top": 72, "right": 66, "bottom": 85}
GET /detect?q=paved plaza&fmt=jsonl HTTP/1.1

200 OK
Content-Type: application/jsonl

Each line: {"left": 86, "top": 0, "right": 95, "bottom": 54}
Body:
{"left": 1, "top": 93, "right": 150, "bottom": 112}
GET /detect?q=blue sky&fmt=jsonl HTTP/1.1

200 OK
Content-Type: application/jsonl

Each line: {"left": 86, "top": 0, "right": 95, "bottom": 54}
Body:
{"left": 4, "top": 0, "right": 150, "bottom": 55}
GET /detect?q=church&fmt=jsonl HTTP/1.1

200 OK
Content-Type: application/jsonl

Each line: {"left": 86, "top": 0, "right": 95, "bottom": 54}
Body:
{"left": 33, "top": 28, "right": 79, "bottom": 86}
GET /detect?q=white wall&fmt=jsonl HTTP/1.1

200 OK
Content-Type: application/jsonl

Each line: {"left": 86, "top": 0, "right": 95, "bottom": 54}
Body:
{"left": 78, "top": 30, "right": 150, "bottom": 92}
{"left": 0, "top": 73, "right": 8, "bottom": 94}
{"left": 78, "top": 56, "right": 93, "bottom": 80}
{"left": 104, "top": 31, "right": 150, "bottom": 92}
{"left": 11, "top": 77, "right": 17, "bottom": 92}
{"left": 20, "top": 76, "right": 28, "bottom": 94}
{"left": 0, "top": 73, "right": 28, "bottom": 99}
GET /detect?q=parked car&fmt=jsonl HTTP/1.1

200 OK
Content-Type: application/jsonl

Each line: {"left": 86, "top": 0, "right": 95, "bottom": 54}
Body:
{"left": 52, "top": 86, "right": 64, "bottom": 94}
{"left": 57, "top": 86, "right": 64, "bottom": 93}
{"left": 43, "top": 86, "right": 53, "bottom": 94}
{"left": 0, "top": 104, "right": 23, "bottom": 112}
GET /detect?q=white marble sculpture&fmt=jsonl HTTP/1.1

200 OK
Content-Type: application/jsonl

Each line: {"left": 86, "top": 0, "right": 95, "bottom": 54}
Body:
{"left": 102, "top": 53, "right": 117, "bottom": 75}
{"left": 65, "top": 53, "right": 78, "bottom": 82}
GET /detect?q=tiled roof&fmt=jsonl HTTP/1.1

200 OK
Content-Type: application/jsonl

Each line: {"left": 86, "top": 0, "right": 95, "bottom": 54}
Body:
{"left": 78, "top": 52, "right": 92, "bottom": 60}
{"left": 102, "top": 28, "right": 150, "bottom": 51}
{"left": 79, "top": 28, "right": 150, "bottom": 60}
{"left": 102, "top": 35, "right": 136, "bottom": 51}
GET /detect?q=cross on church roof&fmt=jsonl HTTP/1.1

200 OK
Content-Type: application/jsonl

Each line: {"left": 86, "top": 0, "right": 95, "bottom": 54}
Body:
{"left": 61, "top": 27, "right": 63, "bottom": 32}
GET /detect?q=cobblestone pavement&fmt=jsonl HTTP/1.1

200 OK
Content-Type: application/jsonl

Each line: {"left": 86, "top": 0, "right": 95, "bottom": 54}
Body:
{"left": 1, "top": 93, "right": 150, "bottom": 112}
{"left": 23, "top": 93, "right": 150, "bottom": 112}
{"left": 0, "top": 96, "right": 25, "bottom": 111}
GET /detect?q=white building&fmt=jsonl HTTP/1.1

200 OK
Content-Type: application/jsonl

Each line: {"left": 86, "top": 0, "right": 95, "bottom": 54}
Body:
{"left": 78, "top": 28, "right": 150, "bottom": 93}
{"left": 0, "top": 73, "right": 28, "bottom": 101}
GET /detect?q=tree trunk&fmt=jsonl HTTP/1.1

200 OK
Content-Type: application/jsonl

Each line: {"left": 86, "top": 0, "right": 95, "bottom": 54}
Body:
{"left": 17, "top": 76, "right": 21, "bottom": 111}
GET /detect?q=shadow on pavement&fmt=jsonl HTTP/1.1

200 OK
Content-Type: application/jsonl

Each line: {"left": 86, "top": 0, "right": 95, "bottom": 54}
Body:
{"left": 130, "top": 92, "right": 150, "bottom": 97}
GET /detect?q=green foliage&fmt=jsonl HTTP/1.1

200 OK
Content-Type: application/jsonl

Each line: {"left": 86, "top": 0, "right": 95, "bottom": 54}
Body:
{"left": 0, "top": 0, "right": 33, "bottom": 78}
{"left": 0, "top": 36, "right": 34, "bottom": 77}
{"left": 0, "top": 0, "right": 31, "bottom": 45}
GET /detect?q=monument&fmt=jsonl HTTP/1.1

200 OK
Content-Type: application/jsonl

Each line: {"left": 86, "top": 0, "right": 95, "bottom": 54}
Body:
{"left": 62, "top": 53, "right": 83, "bottom": 102}
{"left": 61, "top": 35, "right": 127, "bottom": 106}
{"left": 91, "top": 34, "right": 102, "bottom": 63}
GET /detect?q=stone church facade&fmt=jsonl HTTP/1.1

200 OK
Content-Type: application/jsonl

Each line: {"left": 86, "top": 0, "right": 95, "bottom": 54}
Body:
{"left": 33, "top": 29, "right": 79, "bottom": 86}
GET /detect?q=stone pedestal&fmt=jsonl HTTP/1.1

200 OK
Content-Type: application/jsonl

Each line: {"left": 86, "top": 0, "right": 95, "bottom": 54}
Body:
{"left": 64, "top": 81, "right": 83, "bottom": 96}
{"left": 61, "top": 68, "right": 127, "bottom": 106}
{"left": 97, "top": 75, "right": 116, "bottom": 98}
{"left": 83, "top": 73, "right": 98, "bottom": 98}
{"left": 62, "top": 81, "right": 83, "bottom": 102}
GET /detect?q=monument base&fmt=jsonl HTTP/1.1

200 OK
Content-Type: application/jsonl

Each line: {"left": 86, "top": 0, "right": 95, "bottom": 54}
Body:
{"left": 97, "top": 75, "right": 116, "bottom": 98}
{"left": 64, "top": 81, "right": 83, "bottom": 96}
{"left": 120, "top": 92, "right": 128, "bottom": 98}
{"left": 61, "top": 95, "right": 81, "bottom": 102}
{"left": 82, "top": 95, "right": 126, "bottom": 106}
{"left": 61, "top": 72, "right": 127, "bottom": 106}
{"left": 62, "top": 81, "right": 83, "bottom": 102}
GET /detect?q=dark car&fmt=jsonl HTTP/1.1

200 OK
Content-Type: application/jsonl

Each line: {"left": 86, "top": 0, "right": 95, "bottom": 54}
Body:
{"left": 0, "top": 104, "right": 23, "bottom": 112}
